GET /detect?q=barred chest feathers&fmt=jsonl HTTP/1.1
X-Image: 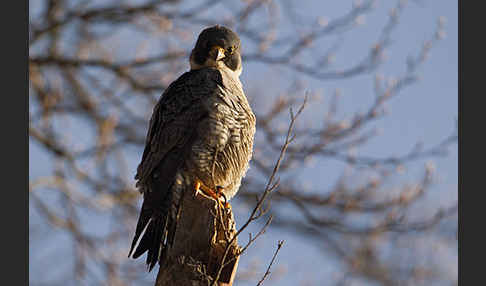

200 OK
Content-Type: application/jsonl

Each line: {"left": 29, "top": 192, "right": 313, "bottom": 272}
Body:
{"left": 190, "top": 68, "right": 255, "bottom": 201}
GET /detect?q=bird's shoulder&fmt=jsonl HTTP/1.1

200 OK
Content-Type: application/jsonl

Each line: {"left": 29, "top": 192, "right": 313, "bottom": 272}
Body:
{"left": 146, "top": 68, "right": 228, "bottom": 141}
{"left": 163, "top": 68, "right": 224, "bottom": 98}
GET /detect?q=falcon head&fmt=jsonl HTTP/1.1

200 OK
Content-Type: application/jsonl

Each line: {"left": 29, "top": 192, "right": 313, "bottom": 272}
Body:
{"left": 190, "top": 25, "right": 242, "bottom": 76}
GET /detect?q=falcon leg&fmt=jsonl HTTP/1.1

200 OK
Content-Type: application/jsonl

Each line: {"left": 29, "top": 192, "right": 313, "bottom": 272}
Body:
{"left": 194, "top": 180, "right": 231, "bottom": 210}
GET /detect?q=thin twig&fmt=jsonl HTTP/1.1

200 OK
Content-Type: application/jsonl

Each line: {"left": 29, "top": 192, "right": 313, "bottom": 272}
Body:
{"left": 256, "top": 240, "right": 285, "bottom": 286}
{"left": 210, "top": 97, "right": 308, "bottom": 286}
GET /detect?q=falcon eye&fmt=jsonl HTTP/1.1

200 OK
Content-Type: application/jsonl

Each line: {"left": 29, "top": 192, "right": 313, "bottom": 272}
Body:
{"left": 227, "top": 46, "right": 235, "bottom": 54}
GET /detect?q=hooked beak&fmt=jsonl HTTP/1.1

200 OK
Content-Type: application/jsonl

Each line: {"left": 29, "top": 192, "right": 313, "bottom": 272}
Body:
{"left": 211, "top": 46, "right": 226, "bottom": 61}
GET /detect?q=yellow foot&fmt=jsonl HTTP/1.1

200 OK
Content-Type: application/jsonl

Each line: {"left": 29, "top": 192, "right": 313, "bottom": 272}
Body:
{"left": 224, "top": 201, "right": 232, "bottom": 210}
{"left": 194, "top": 179, "right": 228, "bottom": 211}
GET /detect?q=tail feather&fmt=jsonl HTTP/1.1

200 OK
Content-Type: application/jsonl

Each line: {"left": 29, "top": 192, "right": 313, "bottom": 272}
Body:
{"left": 146, "top": 216, "right": 167, "bottom": 271}
{"left": 128, "top": 211, "right": 151, "bottom": 258}
{"left": 129, "top": 147, "right": 186, "bottom": 270}
{"left": 132, "top": 218, "right": 154, "bottom": 259}
{"left": 128, "top": 208, "right": 169, "bottom": 271}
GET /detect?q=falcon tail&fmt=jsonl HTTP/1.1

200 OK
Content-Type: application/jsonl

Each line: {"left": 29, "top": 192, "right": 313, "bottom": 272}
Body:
{"left": 128, "top": 196, "right": 171, "bottom": 271}
{"left": 129, "top": 137, "right": 194, "bottom": 271}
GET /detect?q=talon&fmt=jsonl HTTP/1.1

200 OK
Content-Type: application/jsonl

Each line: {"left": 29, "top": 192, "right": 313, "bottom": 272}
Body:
{"left": 217, "top": 187, "right": 232, "bottom": 211}
{"left": 220, "top": 192, "right": 228, "bottom": 206}
{"left": 193, "top": 180, "right": 226, "bottom": 210}
{"left": 224, "top": 201, "right": 232, "bottom": 211}
{"left": 216, "top": 186, "right": 225, "bottom": 199}
{"left": 220, "top": 192, "right": 227, "bottom": 204}
{"left": 219, "top": 192, "right": 232, "bottom": 211}
{"left": 194, "top": 181, "right": 201, "bottom": 197}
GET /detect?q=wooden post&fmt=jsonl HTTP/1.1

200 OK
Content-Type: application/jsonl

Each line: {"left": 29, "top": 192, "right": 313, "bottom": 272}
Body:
{"left": 155, "top": 181, "right": 241, "bottom": 286}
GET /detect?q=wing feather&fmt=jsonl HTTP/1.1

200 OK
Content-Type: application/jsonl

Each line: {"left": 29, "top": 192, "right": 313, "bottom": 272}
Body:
{"left": 135, "top": 68, "right": 223, "bottom": 191}
{"left": 129, "top": 68, "right": 224, "bottom": 269}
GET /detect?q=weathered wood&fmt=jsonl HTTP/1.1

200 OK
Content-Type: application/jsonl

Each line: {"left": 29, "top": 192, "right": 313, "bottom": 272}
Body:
{"left": 155, "top": 182, "right": 241, "bottom": 286}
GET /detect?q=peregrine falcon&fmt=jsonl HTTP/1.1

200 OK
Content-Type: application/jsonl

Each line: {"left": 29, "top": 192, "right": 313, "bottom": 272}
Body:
{"left": 128, "top": 25, "right": 256, "bottom": 271}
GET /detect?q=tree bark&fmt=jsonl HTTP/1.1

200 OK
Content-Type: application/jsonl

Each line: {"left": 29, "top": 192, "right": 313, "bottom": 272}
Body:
{"left": 155, "top": 181, "right": 240, "bottom": 286}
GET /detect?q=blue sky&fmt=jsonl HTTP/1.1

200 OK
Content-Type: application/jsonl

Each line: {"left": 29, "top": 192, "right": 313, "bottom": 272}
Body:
{"left": 30, "top": 1, "right": 457, "bottom": 285}
{"left": 239, "top": 1, "right": 458, "bottom": 284}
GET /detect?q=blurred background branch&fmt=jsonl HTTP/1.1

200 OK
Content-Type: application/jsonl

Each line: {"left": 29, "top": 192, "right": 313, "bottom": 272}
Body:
{"left": 29, "top": 0, "right": 457, "bottom": 285}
